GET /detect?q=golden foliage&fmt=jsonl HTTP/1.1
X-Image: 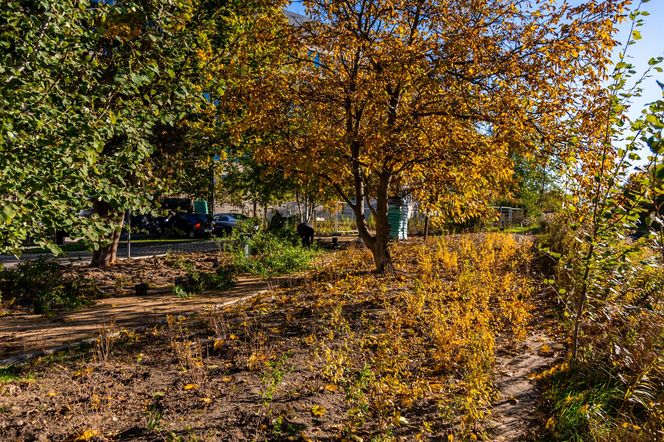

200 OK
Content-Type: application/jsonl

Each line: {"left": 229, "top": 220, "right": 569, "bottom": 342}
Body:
{"left": 304, "top": 233, "right": 534, "bottom": 435}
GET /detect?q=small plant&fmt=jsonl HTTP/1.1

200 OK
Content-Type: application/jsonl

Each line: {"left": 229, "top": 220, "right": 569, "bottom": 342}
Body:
{"left": 207, "top": 307, "right": 230, "bottom": 343}
{"left": 172, "top": 265, "right": 235, "bottom": 298}
{"left": 260, "top": 352, "right": 292, "bottom": 405}
{"left": 146, "top": 391, "right": 165, "bottom": 432}
{"left": 172, "top": 283, "right": 193, "bottom": 299}
{"left": 169, "top": 255, "right": 196, "bottom": 272}
{"left": 166, "top": 315, "right": 205, "bottom": 384}
{"left": 93, "top": 324, "right": 116, "bottom": 365}
{"left": 0, "top": 365, "right": 25, "bottom": 383}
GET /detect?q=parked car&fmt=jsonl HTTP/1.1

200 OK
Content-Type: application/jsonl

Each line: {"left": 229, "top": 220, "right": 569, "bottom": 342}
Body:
{"left": 129, "top": 214, "right": 169, "bottom": 238}
{"left": 212, "top": 213, "right": 251, "bottom": 236}
{"left": 166, "top": 213, "right": 213, "bottom": 238}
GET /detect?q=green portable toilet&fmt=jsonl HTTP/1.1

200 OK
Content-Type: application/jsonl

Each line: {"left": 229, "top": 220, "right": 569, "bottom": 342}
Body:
{"left": 194, "top": 199, "right": 209, "bottom": 215}
{"left": 387, "top": 197, "right": 409, "bottom": 240}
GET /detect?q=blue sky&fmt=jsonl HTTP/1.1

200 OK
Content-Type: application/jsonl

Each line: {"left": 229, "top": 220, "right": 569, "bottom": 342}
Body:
{"left": 286, "top": 1, "right": 663, "bottom": 114}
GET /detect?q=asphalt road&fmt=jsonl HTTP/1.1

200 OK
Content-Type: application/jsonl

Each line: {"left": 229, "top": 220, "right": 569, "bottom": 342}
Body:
{"left": 0, "top": 240, "right": 221, "bottom": 268}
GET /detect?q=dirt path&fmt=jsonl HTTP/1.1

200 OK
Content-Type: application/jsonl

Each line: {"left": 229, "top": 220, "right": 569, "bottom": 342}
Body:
{"left": 487, "top": 330, "right": 562, "bottom": 441}
{"left": 0, "top": 276, "right": 293, "bottom": 365}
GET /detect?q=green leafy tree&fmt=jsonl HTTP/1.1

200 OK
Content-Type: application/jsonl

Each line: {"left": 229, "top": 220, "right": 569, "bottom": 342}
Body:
{"left": 0, "top": 0, "right": 287, "bottom": 266}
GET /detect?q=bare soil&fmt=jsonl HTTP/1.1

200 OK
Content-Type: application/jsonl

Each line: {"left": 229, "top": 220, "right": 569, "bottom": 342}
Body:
{"left": 487, "top": 287, "right": 566, "bottom": 441}
{"left": 0, "top": 237, "right": 554, "bottom": 441}
{"left": 1, "top": 252, "right": 290, "bottom": 363}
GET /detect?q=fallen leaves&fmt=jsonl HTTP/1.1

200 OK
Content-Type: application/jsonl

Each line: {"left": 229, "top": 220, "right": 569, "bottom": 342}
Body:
{"left": 311, "top": 404, "right": 326, "bottom": 417}
{"left": 73, "top": 429, "right": 99, "bottom": 441}
{"left": 537, "top": 344, "right": 554, "bottom": 356}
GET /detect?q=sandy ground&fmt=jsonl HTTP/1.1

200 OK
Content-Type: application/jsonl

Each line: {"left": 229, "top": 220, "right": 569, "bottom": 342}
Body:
{"left": 0, "top": 276, "right": 300, "bottom": 365}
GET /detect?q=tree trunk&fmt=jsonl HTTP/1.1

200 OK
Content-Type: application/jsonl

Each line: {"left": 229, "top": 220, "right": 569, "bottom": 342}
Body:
{"left": 91, "top": 200, "right": 124, "bottom": 267}
{"left": 295, "top": 191, "right": 303, "bottom": 222}
{"left": 423, "top": 214, "right": 430, "bottom": 241}
{"left": 349, "top": 174, "right": 394, "bottom": 273}
{"left": 208, "top": 163, "right": 215, "bottom": 215}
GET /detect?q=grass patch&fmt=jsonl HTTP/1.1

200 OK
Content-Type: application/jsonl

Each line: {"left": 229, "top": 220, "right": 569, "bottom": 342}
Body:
{"left": 542, "top": 370, "right": 623, "bottom": 441}
{"left": 0, "top": 365, "right": 31, "bottom": 383}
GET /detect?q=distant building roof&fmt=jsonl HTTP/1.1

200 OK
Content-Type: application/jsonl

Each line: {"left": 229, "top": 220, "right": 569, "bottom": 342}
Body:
{"left": 284, "top": 10, "right": 309, "bottom": 26}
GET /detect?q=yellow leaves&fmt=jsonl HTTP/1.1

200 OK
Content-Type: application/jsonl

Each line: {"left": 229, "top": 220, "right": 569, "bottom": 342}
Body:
{"left": 74, "top": 429, "right": 100, "bottom": 441}
{"left": 247, "top": 352, "right": 269, "bottom": 371}
{"left": 528, "top": 362, "right": 569, "bottom": 381}
{"left": 74, "top": 366, "right": 94, "bottom": 378}
{"left": 47, "top": 390, "right": 58, "bottom": 397}
{"left": 183, "top": 383, "right": 199, "bottom": 391}
{"left": 393, "top": 412, "right": 409, "bottom": 426}
{"left": 311, "top": 405, "right": 326, "bottom": 417}
{"left": 621, "top": 422, "right": 642, "bottom": 431}
{"left": 324, "top": 383, "right": 338, "bottom": 393}
{"left": 545, "top": 417, "right": 556, "bottom": 429}
{"left": 537, "top": 344, "right": 554, "bottom": 356}
{"left": 213, "top": 339, "right": 225, "bottom": 350}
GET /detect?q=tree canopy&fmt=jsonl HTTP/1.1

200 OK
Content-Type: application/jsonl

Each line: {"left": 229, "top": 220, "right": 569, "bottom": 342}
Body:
{"left": 0, "top": 0, "right": 285, "bottom": 264}
{"left": 244, "top": 0, "right": 627, "bottom": 271}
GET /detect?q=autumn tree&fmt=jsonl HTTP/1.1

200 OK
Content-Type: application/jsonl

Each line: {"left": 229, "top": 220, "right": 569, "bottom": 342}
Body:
{"left": 248, "top": 0, "right": 626, "bottom": 272}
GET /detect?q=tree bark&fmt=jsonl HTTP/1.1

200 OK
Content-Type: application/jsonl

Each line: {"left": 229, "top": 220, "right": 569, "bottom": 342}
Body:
{"left": 91, "top": 200, "right": 124, "bottom": 267}
{"left": 373, "top": 174, "right": 395, "bottom": 273}
{"left": 351, "top": 202, "right": 394, "bottom": 273}
{"left": 349, "top": 172, "right": 394, "bottom": 273}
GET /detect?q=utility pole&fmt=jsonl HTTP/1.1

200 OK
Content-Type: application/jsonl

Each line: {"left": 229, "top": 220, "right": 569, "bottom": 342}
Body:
{"left": 126, "top": 209, "right": 131, "bottom": 258}
{"left": 208, "top": 162, "right": 215, "bottom": 215}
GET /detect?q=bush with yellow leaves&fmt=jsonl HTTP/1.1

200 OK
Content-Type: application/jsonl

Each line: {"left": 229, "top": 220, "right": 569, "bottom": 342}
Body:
{"left": 309, "top": 233, "right": 534, "bottom": 437}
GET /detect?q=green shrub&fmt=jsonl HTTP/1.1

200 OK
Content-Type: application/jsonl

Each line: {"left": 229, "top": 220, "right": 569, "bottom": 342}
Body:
{"left": 207, "top": 266, "right": 235, "bottom": 291}
{"left": 0, "top": 258, "right": 100, "bottom": 314}
{"left": 231, "top": 230, "right": 317, "bottom": 276}
{"left": 172, "top": 284, "right": 192, "bottom": 299}
{"left": 173, "top": 266, "right": 236, "bottom": 297}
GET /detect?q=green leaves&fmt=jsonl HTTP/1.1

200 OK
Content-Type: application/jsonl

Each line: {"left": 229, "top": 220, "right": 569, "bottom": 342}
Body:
{"left": 0, "top": 0, "right": 215, "bottom": 255}
{"left": 645, "top": 114, "right": 662, "bottom": 129}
